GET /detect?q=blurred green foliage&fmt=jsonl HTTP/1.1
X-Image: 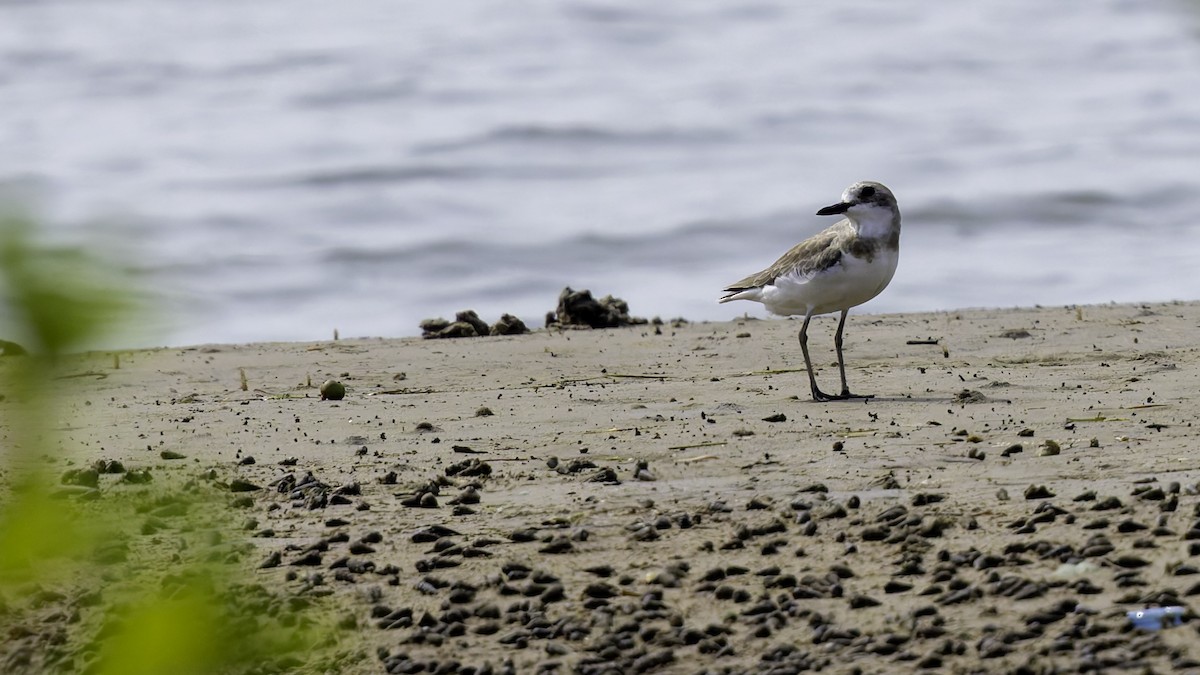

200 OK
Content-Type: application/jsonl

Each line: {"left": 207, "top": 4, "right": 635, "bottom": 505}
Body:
{"left": 0, "top": 212, "right": 319, "bottom": 673}
{"left": 0, "top": 213, "right": 138, "bottom": 358}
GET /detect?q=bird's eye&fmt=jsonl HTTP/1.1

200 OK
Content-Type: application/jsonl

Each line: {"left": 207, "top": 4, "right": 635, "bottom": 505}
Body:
{"left": 859, "top": 186, "right": 876, "bottom": 199}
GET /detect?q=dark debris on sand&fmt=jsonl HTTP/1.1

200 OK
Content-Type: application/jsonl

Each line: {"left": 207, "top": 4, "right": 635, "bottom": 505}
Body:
{"left": 546, "top": 287, "right": 647, "bottom": 329}
{"left": 418, "top": 285, "right": 648, "bottom": 339}
{"left": 224, "top": 441, "right": 1200, "bottom": 675}
{"left": 420, "top": 310, "right": 530, "bottom": 339}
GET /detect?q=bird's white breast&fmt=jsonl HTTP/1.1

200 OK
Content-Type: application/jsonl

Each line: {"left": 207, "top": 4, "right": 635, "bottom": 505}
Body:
{"left": 759, "top": 246, "right": 898, "bottom": 317}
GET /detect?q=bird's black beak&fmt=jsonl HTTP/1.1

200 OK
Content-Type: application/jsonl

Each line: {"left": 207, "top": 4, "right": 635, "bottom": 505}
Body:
{"left": 816, "top": 201, "right": 851, "bottom": 216}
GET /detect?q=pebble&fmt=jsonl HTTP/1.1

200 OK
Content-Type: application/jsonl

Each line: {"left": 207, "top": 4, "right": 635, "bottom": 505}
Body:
{"left": 1024, "top": 485, "right": 1054, "bottom": 499}
{"left": 290, "top": 551, "right": 323, "bottom": 567}
{"left": 229, "top": 479, "right": 261, "bottom": 492}
{"left": 319, "top": 380, "right": 346, "bottom": 401}
{"left": 61, "top": 469, "right": 99, "bottom": 488}
{"left": 538, "top": 537, "right": 574, "bottom": 555}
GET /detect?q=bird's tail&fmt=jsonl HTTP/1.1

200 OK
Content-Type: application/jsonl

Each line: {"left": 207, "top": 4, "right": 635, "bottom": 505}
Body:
{"left": 718, "top": 287, "right": 761, "bottom": 304}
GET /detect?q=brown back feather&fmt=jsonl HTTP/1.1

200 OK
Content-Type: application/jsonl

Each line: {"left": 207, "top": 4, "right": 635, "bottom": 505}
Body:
{"left": 721, "top": 221, "right": 855, "bottom": 294}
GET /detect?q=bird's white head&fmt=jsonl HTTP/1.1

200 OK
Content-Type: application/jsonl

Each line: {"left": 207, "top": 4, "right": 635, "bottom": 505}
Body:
{"left": 815, "top": 181, "right": 899, "bottom": 238}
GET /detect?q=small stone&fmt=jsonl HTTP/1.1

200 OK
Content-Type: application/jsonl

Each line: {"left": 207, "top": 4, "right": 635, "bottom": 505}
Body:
{"left": 411, "top": 525, "right": 459, "bottom": 543}
{"left": 849, "top": 594, "right": 882, "bottom": 609}
{"left": 587, "top": 467, "right": 620, "bottom": 484}
{"left": 539, "top": 537, "right": 574, "bottom": 554}
{"left": 229, "top": 479, "right": 261, "bottom": 493}
{"left": 1001, "top": 444, "right": 1023, "bottom": 457}
{"left": 290, "top": 551, "right": 323, "bottom": 566}
{"left": 445, "top": 458, "right": 492, "bottom": 477}
{"left": 584, "top": 583, "right": 618, "bottom": 599}
{"left": 509, "top": 528, "right": 538, "bottom": 543}
{"left": 61, "top": 469, "right": 99, "bottom": 488}
{"left": 1135, "top": 486, "right": 1166, "bottom": 501}
{"left": 954, "top": 389, "right": 986, "bottom": 403}
{"left": 1024, "top": 485, "right": 1054, "bottom": 500}
{"left": 122, "top": 469, "right": 153, "bottom": 484}
{"left": 861, "top": 526, "right": 889, "bottom": 541}
{"left": 974, "top": 634, "right": 1012, "bottom": 653}
{"left": 320, "top": 380, "right": 346, "bottom": 401}
{"left": 94, "top": 459, "right": 126, "bottom": 474}
{"left": 1110, "top": 554, "right": 1149, "bottom": 569}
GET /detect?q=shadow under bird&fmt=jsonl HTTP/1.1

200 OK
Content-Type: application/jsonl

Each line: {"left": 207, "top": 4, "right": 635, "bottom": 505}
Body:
{"left": 719, "top": 181, "right": 901, "bottom": 401}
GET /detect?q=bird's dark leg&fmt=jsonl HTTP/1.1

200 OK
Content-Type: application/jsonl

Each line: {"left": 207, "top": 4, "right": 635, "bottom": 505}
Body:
{"left": 832, "top": 309, "right": 872, "bottom": 400}
{"left": 798, "top": 310, "right": 834, "bottom": 401}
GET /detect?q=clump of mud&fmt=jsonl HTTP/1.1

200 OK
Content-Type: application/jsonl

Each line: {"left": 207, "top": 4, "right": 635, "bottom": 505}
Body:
{"left": 420, "top": 310, "right": 529, "bottom": 339}
{"left": 546, "top": 287, "right": 647, "bottom": 329}
{"left": 418, "top": 285, "right": 647, "bottom": 338}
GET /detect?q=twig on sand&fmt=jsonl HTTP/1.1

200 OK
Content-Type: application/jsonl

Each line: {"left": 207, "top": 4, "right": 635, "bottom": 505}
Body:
{"left": 607, "top": 373, "right": 672, "bottom": 379}
{"left": 555, "top": 373, "right": 674, "bottom": 386}
{"left": 669, "top": 441, "right": 727, "bottom": 451}
{"left": 1066, "top": 414, "right": 1127, "bottom": 423}
{"left": 677, "top": 454, "right": 721, "bottom": 463}
{"left": 370, "top": 387, "right": 436, "bottom": 395}
{"left": 736, "top": 368, "right": 810, "bottom": 377}
{"left": 584, "top": 426, "right": 654, "bottom": 435}
{"left": 835, "top": 428, "right": 878, "bottom": 438}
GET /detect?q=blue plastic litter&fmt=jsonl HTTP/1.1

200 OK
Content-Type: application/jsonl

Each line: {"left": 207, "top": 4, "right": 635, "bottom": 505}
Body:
{"left": 1126, "top": 606, "right": 1186, "bottom": 630}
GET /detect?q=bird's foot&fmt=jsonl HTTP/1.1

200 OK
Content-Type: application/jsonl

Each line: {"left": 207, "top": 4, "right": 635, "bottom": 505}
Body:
{"left": 811, "top": 389, "right": 874, "bottom": 402}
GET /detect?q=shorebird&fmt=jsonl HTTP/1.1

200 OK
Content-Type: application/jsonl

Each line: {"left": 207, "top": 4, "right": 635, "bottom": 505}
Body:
{"left": 719, "top": 181, "right": 901, "bottom": 401}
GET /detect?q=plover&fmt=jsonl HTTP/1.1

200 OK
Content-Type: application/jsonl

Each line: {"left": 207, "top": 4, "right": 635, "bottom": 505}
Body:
{"left": 719, "top": 181, "right": 901, "bottom": 401}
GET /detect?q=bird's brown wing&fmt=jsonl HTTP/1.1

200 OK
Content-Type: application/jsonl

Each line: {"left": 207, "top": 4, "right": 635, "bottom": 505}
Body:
{"left": 720, "top": 222, "right": 852, "bottom": 296}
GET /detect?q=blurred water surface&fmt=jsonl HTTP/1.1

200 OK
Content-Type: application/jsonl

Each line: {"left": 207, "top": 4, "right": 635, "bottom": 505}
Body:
{"left": 2, "top": 0, "right": 1199, "bottom": 345}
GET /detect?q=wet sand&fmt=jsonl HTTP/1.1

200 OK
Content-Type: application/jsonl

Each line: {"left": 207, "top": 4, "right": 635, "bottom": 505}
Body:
{"left": 29, "top": 301, "right": 1200, "bottom": 672}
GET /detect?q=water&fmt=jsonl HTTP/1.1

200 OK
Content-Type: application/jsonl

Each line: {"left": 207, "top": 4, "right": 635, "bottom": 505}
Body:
{"left": 2, "top": 0, "right": 1199, "bottom": 347}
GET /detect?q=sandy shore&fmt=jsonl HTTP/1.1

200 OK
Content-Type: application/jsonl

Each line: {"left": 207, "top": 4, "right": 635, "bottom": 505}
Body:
{"left": 12, "top": 301, "right": 1200, "bottom": 673}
